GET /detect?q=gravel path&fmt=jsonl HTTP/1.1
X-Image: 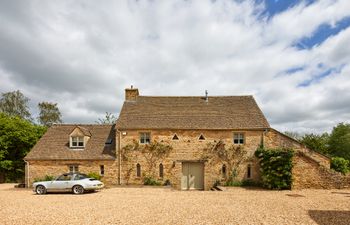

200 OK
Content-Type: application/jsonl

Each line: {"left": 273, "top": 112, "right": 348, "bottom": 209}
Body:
{"left": 0, "top": 184, "right": 349, "bottom": 225}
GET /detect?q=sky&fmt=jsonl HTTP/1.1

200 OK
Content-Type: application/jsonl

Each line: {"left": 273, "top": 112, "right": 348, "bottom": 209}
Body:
{"left": 0, "top": 0, "right": 350, "bottom": 134}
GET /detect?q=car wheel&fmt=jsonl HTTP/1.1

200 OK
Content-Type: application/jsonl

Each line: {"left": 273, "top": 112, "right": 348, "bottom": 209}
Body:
{"left": 36, "top": 185, "right": 47, "bottom": 195}
{"left": 72, "top": 185, "right": 84, "bottom": 194}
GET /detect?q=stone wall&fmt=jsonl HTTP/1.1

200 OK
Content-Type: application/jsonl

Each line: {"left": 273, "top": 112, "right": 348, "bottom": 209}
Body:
{"left": 119, "top": 129, "right": 264, "bottom": 190}
{"left": 292, "top": 153, "right": 350, "bottom": 189}
{"left": 26, "top": 160, "right": 118, "bottom": 187}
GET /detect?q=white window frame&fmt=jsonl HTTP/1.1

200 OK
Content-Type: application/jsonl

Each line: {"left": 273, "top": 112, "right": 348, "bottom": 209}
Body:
{"left": 233, "top": 133, "right": 245, "bottom": 144}
{"left": 70, "top": 136, "right": 85, "bottom": 148}
{"left": 68, "top": 165, "right": 79, "bottom": 173}
{"left": 139, "top": 132, "right": 151, "bottom": 144}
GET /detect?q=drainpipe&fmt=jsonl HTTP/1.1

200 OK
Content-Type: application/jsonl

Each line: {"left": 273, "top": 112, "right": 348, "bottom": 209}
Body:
{"left": 116, "top": 129, "right": 122, "bottom": 185}
{"left": 24, "top": 160, "right": 29, "bottom": 188}
{"left": 262, "top": 128, "right": 269, "bottom": 148}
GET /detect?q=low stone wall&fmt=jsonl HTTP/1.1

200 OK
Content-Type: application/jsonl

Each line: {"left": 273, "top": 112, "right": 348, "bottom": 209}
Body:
{"left": 292, "top": 153, "right": 349, "bottom": 189}
{"left": 26, "top": 160, "right": 118, "bottom": 187}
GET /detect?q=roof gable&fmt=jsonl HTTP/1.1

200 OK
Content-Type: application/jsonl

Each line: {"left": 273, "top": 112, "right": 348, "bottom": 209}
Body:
{"left": 116, "top": 95, "right": 270, "bottom": 130}
{"left": 25, "top": 124, "right": 116, "bottom": 160}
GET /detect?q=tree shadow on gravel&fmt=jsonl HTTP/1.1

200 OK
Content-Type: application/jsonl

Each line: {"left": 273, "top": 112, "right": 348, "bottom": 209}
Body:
{"left": 309, "top": 210, "right": 350, "bottom": 225}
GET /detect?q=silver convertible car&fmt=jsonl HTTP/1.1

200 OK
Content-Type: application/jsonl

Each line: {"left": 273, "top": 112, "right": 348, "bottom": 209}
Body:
{"left": 33, "top": 173, "right": 104, "bottom": 195}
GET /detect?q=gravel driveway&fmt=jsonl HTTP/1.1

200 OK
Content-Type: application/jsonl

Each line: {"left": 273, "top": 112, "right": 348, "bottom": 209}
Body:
{"left": 0, "top": 184, "right": 349, "bottom": 225}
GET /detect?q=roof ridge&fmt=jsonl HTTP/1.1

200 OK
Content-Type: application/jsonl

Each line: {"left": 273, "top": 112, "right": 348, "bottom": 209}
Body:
{"left": 139, "top": 95, "right": 254, "bottom": 98}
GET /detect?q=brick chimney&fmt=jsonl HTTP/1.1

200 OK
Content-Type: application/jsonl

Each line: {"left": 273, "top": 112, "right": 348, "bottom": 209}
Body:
{"left": 125, "top": 85, "right": 139, "bottom": 101}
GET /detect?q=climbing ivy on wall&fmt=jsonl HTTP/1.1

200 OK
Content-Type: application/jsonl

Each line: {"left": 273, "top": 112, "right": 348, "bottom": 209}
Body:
{"left": 255, "top": 147, "right": 294, "bottom": 190}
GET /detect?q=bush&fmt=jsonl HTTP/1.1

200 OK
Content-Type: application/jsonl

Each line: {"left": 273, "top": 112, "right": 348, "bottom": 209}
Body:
{"left": 143, "top": 176, "right": 161, "bottom": 186}
{"left": 241, "top": 179, "right": 262, "bottom": 187}
{"left": 87, "top": 172, "right": 102, "bottom": 180}
{"left": 331, "top": 157, "right": 349, "bottom": 175}
{"left": 33, "top": 175, "right": 54, "bottom": 183}
{"left": 225, "top": 180, "right": 242, "bottom": 187}
{"left": 255, "top": 147, "right": 294, "bottom": 190}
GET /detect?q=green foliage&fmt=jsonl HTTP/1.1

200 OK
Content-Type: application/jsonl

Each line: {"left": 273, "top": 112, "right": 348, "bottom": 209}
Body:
{"left": 0, "top": 113, "right": 46, "bottom": 181}
{"left": 301, "top": 133, "right": 329, "bottom": 155}
{"left": 122, "top": 140, "right": 172, "bottom": 177}
{"left": 225, "top": 180, "right": 242, "bottom": 187}
{"left": 0, "top": 90, "right": 32, "bottom": 120}
{"left": 143, "top": 176, "right": 161, "bottom": 186}
{"left": 38, "top": 102, "right": 62, "bottom": 126}
{"left": 255, "top": 147, "right": 294, "bottom": 190}
{"left": 202, "top": 140, "right": 248, "bottom": 184}
{"left": 87, "top": 172, "right": 102, "bottom": 180}
{"left": 330, "top": 157, "right": 349, "bottom": 175}
{"left": 328, "top": 123, "right": 350, "bottom": 160}
{"left": 33, "top": 175, "right": 55, "bottom": 183}
{"left": 96, "top": 112, "right": 117, "bottom": 124}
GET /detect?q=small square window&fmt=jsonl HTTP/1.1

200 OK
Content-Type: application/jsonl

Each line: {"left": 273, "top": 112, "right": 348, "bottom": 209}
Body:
{"left": 68, "top": 165, "right": 79, "bottom": 173}
{"left": 71, "top": 136, "right": 84, "bottom": 148}
{"left": 233, "top": 133, "right": 244, "bottom": 144}
{"left": 140, "top": 133, "right": 150, "bottom": 144}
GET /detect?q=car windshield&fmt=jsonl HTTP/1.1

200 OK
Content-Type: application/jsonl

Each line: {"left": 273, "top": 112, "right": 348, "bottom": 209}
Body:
{"left": 74, "top": 173, "right": 88, "bottom": 180}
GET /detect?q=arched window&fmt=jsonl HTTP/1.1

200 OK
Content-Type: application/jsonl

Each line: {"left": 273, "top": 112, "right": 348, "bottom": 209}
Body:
{"left": 136, "top": 163, "right": 141, "bottom": 177}
{"left": 247, "top": 164, "right": 252, "bottom": 179}
{"left": 159, "top": 163, "right": 164, "bottom": 178}
{"left": 222, "top": 164, "right": 226, "bottom": 177}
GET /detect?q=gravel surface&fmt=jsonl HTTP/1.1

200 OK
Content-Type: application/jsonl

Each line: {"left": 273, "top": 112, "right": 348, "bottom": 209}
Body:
{"left": 0, "top": 184, "right": 349, "bottom": 225}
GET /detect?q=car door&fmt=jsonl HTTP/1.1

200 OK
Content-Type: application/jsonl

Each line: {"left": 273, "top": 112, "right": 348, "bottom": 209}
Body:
{"left": 50, "top": 174, "right": 73, "bottom": 191}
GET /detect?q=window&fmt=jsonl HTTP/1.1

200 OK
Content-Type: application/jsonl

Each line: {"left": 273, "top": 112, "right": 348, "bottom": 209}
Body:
{"left": 222, "top": 164, "right": 226, "bottom": 177}
{"left": 100, "top": 165, "right": 105, "bottom": 176}
{"left": 159, "top": 163, "right": 164, "bottom": 178}
{"left": 74, "top": 174, "right": 88, "bottom": 180}
{"left": 71, "top": 136, "right": 84, "bottom": 148}
{"left": 247, "top": 164, "right": 252, "bottom": 179}
{"left": 140, "top": 133, "right": 150, "bottom": 144}
{"left": 68, "top": 165, "right": 79, "bottom": 173}
{"left": 136, "top": 163, "right": 141, "bottom": 177}
{"left": 172, "top": 134, "right": 179, "bottom": 140}
{"left": 199, "top": 134, "right": 205, "bottom": 140}
{"left": 57, "top": 174, "right": 73, "bottom": 181}
{"left": 233, "top": 133, "right": 244, "bottom": 144}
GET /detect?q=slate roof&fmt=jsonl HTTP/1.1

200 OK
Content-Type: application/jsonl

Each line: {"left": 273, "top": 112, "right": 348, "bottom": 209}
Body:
{"left": 24, "top": 124, "right": 116, "bottom": 161}
{"left": 116, "top": 96, "right": 270, "bottom": 130}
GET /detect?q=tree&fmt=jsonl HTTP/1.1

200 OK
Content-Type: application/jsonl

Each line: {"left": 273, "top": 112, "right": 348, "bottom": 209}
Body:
{"left": 328, "top": 123, "right": 350, "bottom": 160}
{"left": 0, "top": 90, "right": 31, "bottom": 120}
{"left": 284, "top": 131, "right": 302, "bottom": 141}
{"left": 301, "top": 133, "right": 329, "bottom": 155}
{"left": 202, "top": 140, "right": 248, "bottom": 184}
{"left": 0, "top": 113, "right": 46, "bottom": 182}
{"left": 37, "top": 102, "right": 62, "bottom": 126}
{"left": 96, "top": 112, "right": 117, "bottom": 124}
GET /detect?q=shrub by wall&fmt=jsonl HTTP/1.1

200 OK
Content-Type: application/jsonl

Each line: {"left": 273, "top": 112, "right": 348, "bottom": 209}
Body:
{"left": 331, "top": 157, "right": 349, "bottom": 175}
{"left": 255, "top": 147, "right": 294, "bottom": 190}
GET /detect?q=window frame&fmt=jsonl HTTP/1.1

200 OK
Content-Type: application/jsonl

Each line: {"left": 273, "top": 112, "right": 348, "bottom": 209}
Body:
{"left": 139, "top": 132, "right": 151, "bottom": 144}
{"left": 233, "top": 133, "right": 245, "bottom": 145}
{"left": 100, "top": 165, "right": 105, "bottom": 176}
{"left": 68, "top": 165, "right": 79, "bottom": 173}
{"left": 70, "top": 136, "right": 85, "bottom": 148}
{"left": 136, "top": 163, "right": 141, "bottom": 177}
{"left": 159, "top": 163, "right": 164, "bottom": 178}
{"left": 247, "top": 164, "right": 252, "bottom": 179}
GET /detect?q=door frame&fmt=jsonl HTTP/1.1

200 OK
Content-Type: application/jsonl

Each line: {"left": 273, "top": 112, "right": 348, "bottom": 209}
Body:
{"left": 180, "top": 161, "right": 205, "bottom": 190}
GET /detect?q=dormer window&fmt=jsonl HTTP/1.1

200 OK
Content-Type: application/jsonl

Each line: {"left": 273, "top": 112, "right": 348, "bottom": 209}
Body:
{"left": 71, "top": 136, "right": 84, "bottom": 148}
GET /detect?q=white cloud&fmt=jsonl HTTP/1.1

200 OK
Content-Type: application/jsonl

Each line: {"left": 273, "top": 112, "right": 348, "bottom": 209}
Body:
{"left": 0, "top": 0, "right": 349, "bottom": 133}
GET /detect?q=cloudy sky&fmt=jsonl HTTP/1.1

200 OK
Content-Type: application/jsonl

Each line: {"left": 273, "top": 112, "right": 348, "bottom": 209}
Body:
{"left": 0, "top": 0, "right": 350, "bottom": 133}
